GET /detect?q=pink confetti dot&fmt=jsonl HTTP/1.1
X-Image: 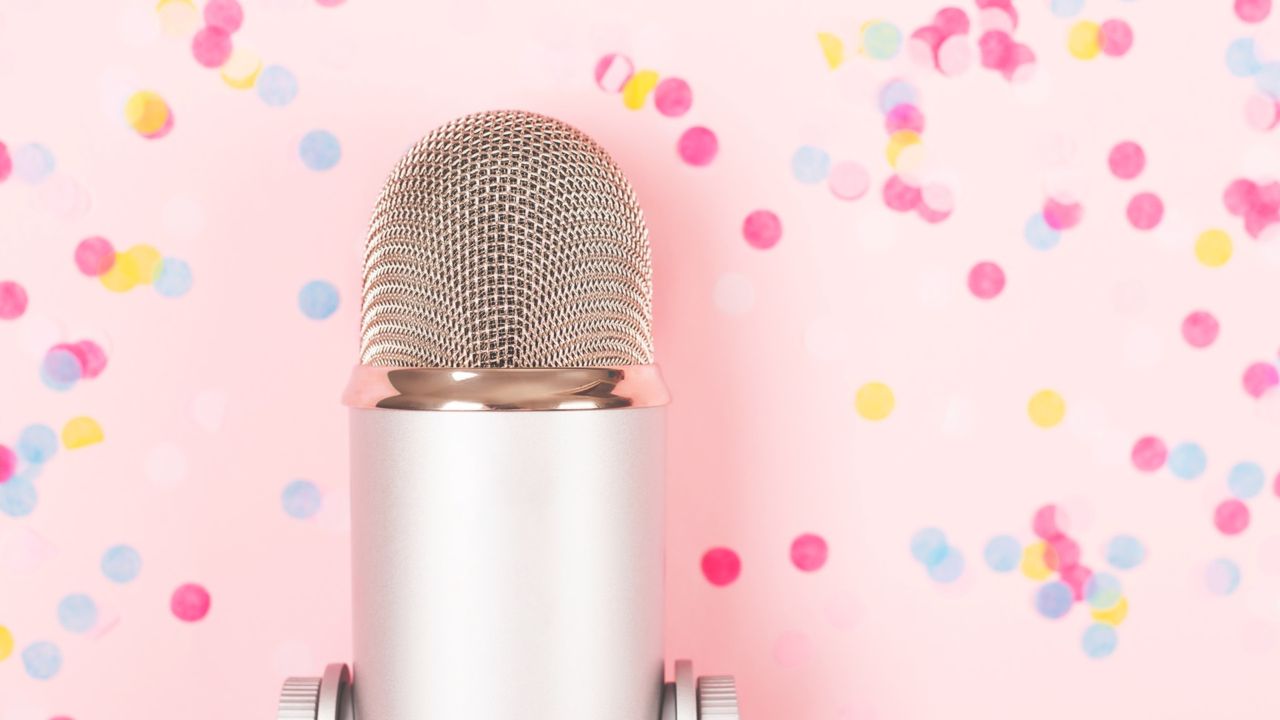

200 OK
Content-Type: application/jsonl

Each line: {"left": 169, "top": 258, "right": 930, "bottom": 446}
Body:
{"left": 1045, "top": 535, "right": 1081, "bottom": 571}
{"left": 885, "top": 104, "right": 925, "bottom": 134}
{"left": 701, "top": 547, "right": 741, "bottom": 587}
{"left": 1244, "top": 94, "right": 1279, "bottom": 131}
{"left": 1236, "top": 0, "right": 1272, "bottom": 23}
{"left": 74, "top": 236, "right": 116, "bottom": 277}
{"left": 1131, "top": 435, "right": 1167, "bottom": 472}
{"left": 883, "top": 175, "right": 921, "bottom": 212}
{"left": 978, "top": 30, "right": 1013, "bottom": 69}
{"left": 1215, "top": 499, "right": 1251, "bottom": 536}
{"left": 170, "top": 583, "right": 211, "bottom": 622}
{"left": 827, "top": 161, "right": 870, "bottom": 201}
{"left": 968, "top": 261, "right": 1005, "bottom": 299}
{"left": 791, "top": 533, "right": 828, "bottom": 572}
{"left": 653, "top": 77, "right": 692, "bottom": 117}
{"left": 593, "top": 54, "right": 634, "bottom": 93}
{"left": 1181, "top": 311, "right": 1220, "bottom": 348}
{"left": 1061, "top": 564, "right": 1092, "bottom": 600}
{"left": 1098, "top": 19, "right": 1133, "bottom": 57}
{"left": 908, "top": 26, "right": 945, "bottom": 66}
{"left": 676, "top": 126, "right": 717, "bottom": 167}
{"left": 0, "top": 141, "right": 11, "bottom": 183}
{"left": 918, "top": 184, "right": 954, "bottom": 223}
{"left": 1126, "top": 192, "right": 1164, "bottom": 230}
{"left": 1108, "top": 141, "right": 1145, "bottom": 180}
{"left": 1274, "top": 472, "right": 1280, "bottom": 498}
{"left": 1224, "top": 179, "right": 1259, "bottom": 216}
{"left": 937, "top": 35, "right": 973, "bottom": 75}
{"left": 1243, "top": 362, "right": 1280, "bottom": 398}
{"left": 1043, "top": 198, "right": 1083, "bottom": 230}
{"left": 742, "top": 210, "right": 782, "bottom": 250}
{"left": 1001, "top": 43, "right": 1036, "bottom": 82}
{"left": 934, "top": 7, "right": 971, "bottom": 36}
{"left": 203, "top": 0, "right": 243, "bottom": 33}
{"left": 58, "top": 340, "right": 107, "bottom": 379}
{"left": 1244, "top": 205, "right": 1280, "bottom": 239}
{"left": 315, "top": 0, "right": 346, "bottom": 6}
{"left": 0, "top": 444, "right": 15, "bottom": 483}
{"left": 1033, "top": 504, "right": 1069, "bottom": 540}
{"left": 0, "top": 280, "right": 27, "bottom": 320}
{"left": 192, "top": 26, "right": 233, "bottom": 68}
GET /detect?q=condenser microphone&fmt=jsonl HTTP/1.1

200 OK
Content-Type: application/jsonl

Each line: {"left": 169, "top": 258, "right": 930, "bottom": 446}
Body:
{"left": 277, "top": 110, "right": 739, "bottom": 720}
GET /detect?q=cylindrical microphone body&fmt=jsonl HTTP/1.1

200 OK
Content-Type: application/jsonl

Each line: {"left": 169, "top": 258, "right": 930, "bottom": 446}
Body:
{"left": 349, "top": 404, "right": 665, "bottom": 720}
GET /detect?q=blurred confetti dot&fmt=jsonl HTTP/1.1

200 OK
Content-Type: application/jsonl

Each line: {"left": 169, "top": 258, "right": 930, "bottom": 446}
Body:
{"left": 299, "top": 280, "right": 339, "bottom": 320}
{"left": 1024, "top": 212, "right": 1062, "bottom": 250}
{"left": 0, "top": 626, "right": 11, "bottom": 661}
{"left": 67, "top": 340, "right": 107, "bottom": 379}
{"left": 13, "top": 144, "right": 55, "bottom": 184}
{"left": 1245, "top": 93, "right": 1279, "bottom": 131}
{"left": 0, "top": 446, "right": 13, "bottom": 483}
{"left": 18, "top": 425, "right": 57, "bottom": 465}
{"left": 124, "top": 91, "right": 172, "bottom": 139}
{"left": 203, "top": 0, "right": 243, "bottom": 33}
{"left": 1081, "top": 623, "right": 1118, "bottom": 658}
{"left": 257, "top": 65, "right": 299, "bottom": 106}
{"left": 75, "top": 237, "right": 116, "bottom": 277}
{"left": 1108, "top": 141, "right": 1145, "bottom": 179}
{"left": 1228, "top": 38, "right": 1262, "bottom": 77}
{"left": 62, "top": 417, "right": 104, "bottom": 449}
{"left": 653, "top": 77, "right": 692, "bottom": 117}
{"left": 282, "top": 479, "right": 323, "bottom": 519}
{"left": 927, "top": 547, "right": 965, "bottom": 583}
{"left": 316, "top": 0, "right": 346, "bottom": 6}
{"left": 21, "top": 641, "right": 61, "bottom": 680}
{"left": 885, "top": 103, "right": 925, "bottom": 134}
{"left": 712, "top": 272, "right": 754, "bottom": 315}
{"left": 885, "top": 131, "right": 920, "bottom": 168}
{"left": 967, "top": 261, "right": 1005, "bottom": 300}
{"left": 701, "top": 547, "right": 741, "bottom": 586}
{"left": 1228, "top": 462, "right": 1266, "bottom": 500}
{"left": 1068, "top": 21, "right": 1101, "bottom": 60}
{"left": 1062, "top": 563, "right": 1094, "bottom": 599}
{"left": 742, "top": 209, "right": 781, "bottom": 250}
{"left": 1181, "top": 311, "right": 1220, "bottom": 348}
{"left": 878, "top": 78, "right": 919, "bottom": 113}
{"left": 883, "top": 175, "right": 921, "bottom": 212}
{"left": 1168, "top": 442, "right": 1206, "bottom": 480}
{"left": 171, "top": 583, "right": 211, "bottom": 622}
{"left": 1043, "top": 198, "right": 1083, "bottom": 230}
{"left": 1243, "top": 362, "right": 1279, "bottom": 398}
{"left": 676, "top": 126, "right": 718, "bottom": 167}
{"left": 0, "top": 281, "right": 28, "bottom": 320}
{"left": 154, "top": 258, "right": 194, "bottom": 298}
{"left": 1022, "top": 541, "right": 1052, "bottom": 580}
{"left": 1092, "top": 596, "right": 1129, "bottom": 626}
{"left": 0, "top": 142, "right": 10, "bottom": 183}
{"left": 1215, "top": 499, "right": 1250, "bottom": 535}
{"left": 1131, "top": 435, "right": 1167, "bottom": 471}
{"left": 856, "top": 381, "right": 895, "bottom": 421}
{"left": 1127, "top": 192, "right": 1164, "bottom": 230}
{"left": 41, "top": 347, "right": 82, "bottom": 392}
{"left": 1035, "top": 581, "right": 1074, "bottom": 619}
{"left": 57, "top": 594, "right": 98, "bottom": 634}
{"left": 0, "top": 471, "right": 38, "bottom": 517}
{"left": 1027, "top": 389, "right": 1066, "bottom": 428}
{"left": 101, "top": 545, "right": 141, "bottom": 583}
{"left": 827, "top": 161, "right": 870, "bottom": 201}
{"left": 1236, "top": 0, "right": 1272, "bottom": 23}
{"left": 1045, "top": 536, "right": 1081, "bottom": 571}
{"left": 157, "top": 0, "right": 200, "bottom": 35}
{"left": 791, "top": 533, "right": 828, "bottom": 572}
{"left": 984, "top": 535, "right": 1021, "bottom": 572}
{"left": 1033, "top": 504, "right": 1070, "bottom": 540}
{"left": 220, "top": 47, "right": 262, "bottom": 89}
{"left": 817, "top": 32, "right": 844, "bottom": 69}
{"left": 1051, "top": 0, "right": 1084, "bottom": 17}
{"left": 910, "top": 527, "right": 948, "bottom": 566}
{"left": 1206, "top": 558, "right": 1241, "bottom": 595}
{"left": 1106, "top": 535, "right": 1145, "bottom": 570}
{"left": 621, "top": 69, "right": 659, "bottom": 110}
{"left": 1098, "top": 20, "right": 1133, "bottom": 57}
{"left": 192, "top": 26, "right": 233, "bottom": 68}
{"left": 594, "top": 54, "right": 633, "bottom": 93}
{"left": 1195, "top": 229, "right": 1232, "bottom": 267}
{"left": 862, "top": 21, "right": 902, "bottom": 60}
{"left": 299, "top": 130, "right": 341, "bottom": 171}
{"left": 1085, "top": 572, "right": 1123, "bottom": 609}
{"left": 791, "top": 146, "right": 831, "bottom": 184}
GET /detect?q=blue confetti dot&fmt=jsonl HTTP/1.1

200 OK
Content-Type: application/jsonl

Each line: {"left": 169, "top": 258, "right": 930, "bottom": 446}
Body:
{"left": 1105, "top": 534, "right": 1145, "bottom": 570}
{"left": 983, "top": 535, "right": 1021, "bottom": 572}
{"left": 0, "top": 468, "right": 39, "bottom": 517}
{"left": 101, "top": 545, "right": 142, "bottom": 583}
{"left": 1206, "top": 558, "right": 1241, "bottom": 596}
{"left": 13, "top": 143, "right": 55, "bottom": 184}
{"left": 299, "top": 130, "right": 341, "bottom": 171}
{"left": 1081, "top": 623, "right": 1118, "bottom": 659}
{"left": 791, "top": 146, "right": 831, "bottom": 184}
{"left": 1168, "top": 442, "right": 1207, "bottom": 480}
{"left": 1024, "top": 212, "right": 1062, "bottom": 251}
{"left": 257, "top": 65, "right": 299, "bottom": 107}
{"left": 282, "top": 479, "right": 323, "bottom": 519}
{"left": 910, "top": 527, "right": 949, "bottom": 567}
{"left": 1085, "top": 572, "right": 1123, "bottom": 610}
{"left": 1034, "top": 580, "right": 1074, "bottom": 619}
{"left": 1257, "top": 62, "right": 1280, "bottom": 99}
{"left": 1050, "top": 0, "right": 1085, "bottom": 17}
{"left": 154, "top": 258, "right": 194, "bottom": 298}
{"left": 863, "top": 23, "right": 902, "bottom": 60}
{"left": 927, "top": 547, "right": 965, "bottom": 583}
{"left": 298, "top": 280, "right": 340, "bottom": 320}
{"left": 1227, "top": 38, "right": 1262, "bottom": 78}
{"left": 878, "top": 79, "right": 919, "bottom": 114}
{"left": 40, "top": 347, "right": 82, "bottom": 391}
{"left": 57, "top": 594, "right": 98, "bottom": 634}
{"left": 21, "top": 641, "right": 62, "bottom": 680}
{"left": 17, "top": 424, "right": 58, "bottom": 465}
{"left": 1227, "top": 461, "right": 1266, "bottom": 499}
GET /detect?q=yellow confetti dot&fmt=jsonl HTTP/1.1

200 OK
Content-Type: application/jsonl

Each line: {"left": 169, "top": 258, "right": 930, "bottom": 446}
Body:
{"left": 125, "top": 91, "right": 170, "bottom": 136}
{"left": 1021, "top": 541, "right": 1052, "bottom": 580}
{"left": 855, "top": 381, "right": 895, "bottom": 421}
{"left": 63, "top": 416, "right": 104, "bottom": 449}
{"left": 1027, "top": 389, "right": 1066, "bottom": 428}
{"left": 0, "top": 625, "right": 12, "bottom": 662}
{"left": 156, "top": 0, "right": 200, "bottom": 37}
{"left": 1195, "top": 228, "right": 1233, "bottom": 268}
{"left": 886, "top": 131, "right": 922, "bottom": 169}
{"left": 125, "top": 244, "right": 164, "bottom": 283}
{"left": 1091, "top": 596, "right": 1129, "bottom": 626}
{"left": 1068, "top": 21, "right": 1101, "bottom": 60}
{"left": 100, "top": 253, "right": 142, "bottom": 292}
{"left": 221, "top": 47, "right": 263, "bottom": 90}
{"left": 621, "top": 70, "right": 660, "bottom": 111}
{"left": 817, "top": 32, "right": 845, "bottom": 69}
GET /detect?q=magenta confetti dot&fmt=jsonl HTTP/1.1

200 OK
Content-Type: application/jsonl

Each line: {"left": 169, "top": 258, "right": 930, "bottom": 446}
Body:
{"left": 791, "top": 533, "right": 829, "bottom": 572}
{"left": 1126, "top": 192, "right": 1164, "bottom": 230}
{"left": 1236, "top": 0, "right": 1272, "bottom": 23}
{"left": 1215, "top": 499, "right": 1251, "bottom": 536}
{"left": 62, "top": 340, "right": 107, "bottom": 379}
{"left": 203, "top": 0, "right": 243, "bottom": 33}
{"left": 968, "top": 261, "right": 1005, "bottom": 300}
{"left": 827, "top": 161, "right": 870, "bottom": 201}
{"left": 0, "top": 280, "right": 27, "bottom": 320}
{"left": 653, "top": 77, "right": 693, "bottom": 118}
{"left": 593, "top": 53, "right": 633, "bottom": 93}
{"left": 1046, "top": 536, "right": 1081, "bottom": 571}
{"left": 978, "top": 30, "right": 1014, "bottom": 69}
{"left": 1131, "top": 435, "right": 1167, "bottom": 471}
{"left": 1243, "top": 362, "right": 1280, "bottom": 398}
{"left": 1098, "top": 19, "right": 1133, "bottom": 57}
{"left": 1061, "top": 564, "right": 1093, "bottom": 600}
{"left": 884, "top": 103, "right": 925, "bottom": 134}
{"left": 192, "top": 26, "right": 232, "bottom": 68}
{"left": 1043, "top": 198, "right": 1083, "bottom": 230}
{"left": 170, "top": 583, "right": 211, "bottom": 622}
{"left": 74, "top": 237, "right": 116, "bottom": 277}
{"left": 1274, "top": 472, "right": 1280, "bottom": 498}
{"left": 676, "top": 126, "right": 718, "bottom": 167}
{"left": 316, "top": 0, "right": 345, "bottom": 5}
{"left": 701, "top": 547, "right": 741, "bottom": 586}
{"left": 882, "top": 175, "right": 921, "bottom": 212}
{"left": 918, "top": 184, "right": 954, "bottom": 223}
{"left": 0, "top": 444, "right": 15, "bottom": 483}
{"left": 0, "top": 141, "right": 11, "bottom": 183}
{"left": 1033, "top": 504, "right": 1069, "bottom": 540}
{"left": 1000, "top": 43, "right": 1036, "bottom": 82}
{"left": 742, "top": 210, "right": 782, "bottom": 250}
{"left": 909, "top": 26, "right": 945, "bottom": 65}
{"left": 1244, "top": 205, "right": 1280, "bottom": 239}
{"left": 1181, "top": 311, "right": 1220, "bottom": 348}
{"left": 1224, "top": 179, "right": 1259, "bottom": 216}
{"left": 1108, "top": 141, "right": 1145, "bottom": 180}
{"left": 934, "top": 6, "right": 971, "bottom": 36}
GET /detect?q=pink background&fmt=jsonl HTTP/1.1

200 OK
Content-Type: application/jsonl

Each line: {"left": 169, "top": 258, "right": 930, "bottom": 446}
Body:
{"left": 3, "top": 0, "right": 1280, "bottom": 718}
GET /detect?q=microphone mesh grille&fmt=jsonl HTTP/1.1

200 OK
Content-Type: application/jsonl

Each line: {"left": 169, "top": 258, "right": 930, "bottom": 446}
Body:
{"left": 360, "top": 110, "right": 653, "bottom": 368}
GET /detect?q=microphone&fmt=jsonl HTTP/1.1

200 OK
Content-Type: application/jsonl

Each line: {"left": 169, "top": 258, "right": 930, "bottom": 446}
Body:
{"left": 277, "top": 110, "right": 739, "bottom": 720}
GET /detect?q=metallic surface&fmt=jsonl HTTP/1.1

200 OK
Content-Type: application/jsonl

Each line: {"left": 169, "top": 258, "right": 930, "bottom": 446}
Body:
{"left": 360, "top": 110, "right": 653, "bottom": 368}
{"left": 275, "top": 664, "right": 353, "bottom": 720}
{"left": 342, "top": 364, "right": 669, "bottom": 411}
{"left": 697, "top": 675, "right": 741, "bottom": 719}
{"left": 277, "top": 677, "right": 321, "bottom": 720}
{"left": 349, "top": 406, "right": 666, "bottom": 720}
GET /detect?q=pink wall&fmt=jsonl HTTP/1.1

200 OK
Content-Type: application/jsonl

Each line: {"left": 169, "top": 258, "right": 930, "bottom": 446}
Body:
{"left": 3, "top": 0, "right": 1280, "bottom": 717}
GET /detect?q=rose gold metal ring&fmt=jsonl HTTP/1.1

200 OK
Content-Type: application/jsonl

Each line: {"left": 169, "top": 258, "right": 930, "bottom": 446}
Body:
{"left": 342, "top": 365, "right": 669, "bottom": 411}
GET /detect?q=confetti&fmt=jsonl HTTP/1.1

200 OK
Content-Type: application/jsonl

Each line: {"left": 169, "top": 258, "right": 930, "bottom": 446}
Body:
{"left": 1243, "top": 362, "right": 1279, "bottom": 398}
{"left": 257, "top": 65, "right": 299, "bottom": 106}
{"left": 101, "top": 545, "right": 142, "bottom": 583}
{"left": 855, "top": 382, "right": 895, "bottom": 421}
{"left": 62, "top": 417, "right": 104, "bottom": 449}
{"left": 203, "top": 0, "right": 243, "bottom": 33}
{"left": 827, "top": 161, "right": 870, "bottom": 201}
{"left": 220, "top": 47, "right": 262, "bottom": 90}
{"left": 1085, "top": 572, "right": 1123, "bottom": 610}
{"left": 1024, "top": 212, "right": 1062, "bottom": 250}
{"left": 967, "top": 261, "right": 1005, "bottom": 300}
{"left": 171, "top": 583, "right": 212, "bottom": 622}
{"left": 984, "top": 535, "right": 1021, "bottom": 572}
{"left": 1181, "top": 311, "right": 1220, "bottom": 348}
{"left": 13, "top": 144, "right": 55, "bottom": 184}
{"left": 791, "top": 533, "right": 828, "bottom": 572}
{"left": 653, "top": 77, "right": 692, "bottom": 117}
{"left": 1108, "top": 141, "right": 1145, "bottom": 179}
{"left": 1091, "top": 596, "right": 1129, "bottom": 626}
{"left": 21, "top": 641, "right": 61, "bottom": 680}
{"left": 1105, "top": 535, "right": 1146, "bottom": 570}
{"left": 1206, "top": 558, "right": 1241, "bottom": 595}
{"left": 57, "top": 594, "right": 98, "bottom": 634}
{"left": 1235, "top": 0, "right": 1272, "bottom": 23}
{"left": 1035, "top": 581, "right": 1074, "bottom": 619}
{"left": 621, "top": 70, "right": 659, "bottom": 110}
{"left": 862, "top": 21, "right": 902, "bottom": 60}
{"left": 792, "top": 145, "right": 831, "bottom": 184}
{"left": 701, "top": 547, "right": 741, "bottom": 586}
{"left": 282, "top": 479, "right": 323, "bottom": 519}
{"left": 298, "top": 280, "right": 339, "bottom": 320}
{"left": 299, "top": 130, "right": 342, "bottom": 171}
{"left": 742, "top": 209, "right": 782, "bottom": 250}
{"left": 1021, "top": 541, "right": 1053, "bottom": 580}
{"left": 1068, "top": 21, "right": 1101, "bottom": 61}
{"left": 0, "top": 281, "right": 28, "bottom": 320}
{"left": 154, "top": 258, "right": 194, "bottom": 298}
{"left": 1227, "top": 38, "right": 1262, "bottom": 78}
{"left": 1027, "top": 389, "right": 1066, "bottom": 428}
{"left": 75, "top": 237, "right": 116, "bottom": 276}
{"left": 1081, "top": 623, "right": 1118, "bottom": 658}
{"left": 1131, "top": 436, "right": 1168, "bottom": 471}
{"left": 927, "top": 547, "right": 965, "bottom": 583}
{"left": 0, "top": 446, "right": 14, "bottom": 483}
{"left": 1214, "top": 499, "right": 1250, "bottom": 535}
{"left": 1098, "top": 20, "right": 1133, "bottom": 58}
{"left": 0, "top": 626, "right": 11, "bottom": 661}
{"left": 676, "top": 126, "right": 718, "bottom": 167}
{"left": 1168, "top": 442, "right": 1207, "bottom": 480}
{"left": 817, "top": 32, "right": 844, "bottom": 69}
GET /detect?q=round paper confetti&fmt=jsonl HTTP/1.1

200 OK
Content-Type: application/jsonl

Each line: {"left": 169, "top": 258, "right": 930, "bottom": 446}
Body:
{"left": 1098, "top": 19, "right": 1133, "bottom": 58}
{"left": 936, "top": 35, "right": 973, "bottom": 76}
{"left": 1043, "top": 198, "right": 1083, "bottom": 231}
{"left": 917, "top": 184, "right": 954, "bottom": 223}
{"left": 57, "top": 594, "right": 98, "bottom": 634}
{"left": 742, "top": 209, "right": 782, "bottom": 250}
{"left": 41, "top": 347, "right": 83, "bottom": 391}
{"left": 1243, "top": 362, "right": 1279, "bottom": 398}
{"left": 1206, "top": 558, "right": 1241, "bottom": 595}
{"left": 157, "top": 0, "right": 200, "bottom": 36}
{"left": 653, "top": 77, "right": 692, "bottom": 117}
{"left": 1236, "top": 0, "right": 1272, "bottom": 23}
{"left": 0, "top": 142, "right": 9, "bottom": 183}
{"left": 1050, "top": 0, "right": 1084, "bottom": 17}
{"left": 62, "top": 416, "right": 104, "bottom": 449}
{"left": 1108, "top": 141, "right": 1145, "bottom": 179}
{"left": 220, "top": 47, "right": 262, "bottom": 90}
{"left": 1081, "top": 623, "right": 1118, "bottom": 658}
{"left": 124, "top": 91, "right": 171, "bottom": 138}
{"left": 1021, "top": 542, "right": 1052, "bottom": 580}
{"left": 0, "top": 446, "right": 13, "bottom": 483}
{"left": 1126, "top": 192, "right": 1164, "bottom": 230}
{"left": 792, "top": 145, "right": 831, "bottom": 184}
{"left": 1245, "top": 94, "right": 1279, "bottom": 131}
{"left": 968, "top": 261, "right": 1005, "bottom": 300}
{"left": 885, "top": 131, "right": 921, "bottom": 168}
{"left": 701, "top": 547, "right": 741, "bottom": 586}
{"left": 621, "top": 70, "right": 659, "bottom": 110}
{"left": 1024, "top": 212, "right": 1062, "bottom": 250}
{"left": 910, "top": 527, "right": 949, "bottom": 566}
{"left": 299, "top": 130, "right": 341, "bottom": 171}
{"left": 101, "top": 545, "right": 142, "bottom": 583}
{"left": 878, "top": 79, "right": 919, "bottom": 113}
{"left": 1131, "top": 435, "right": 1167, "bottom": 471}
{"left": 298, "top": 280, "right": 339, "bottom": 320}
{"left": 818, "top": 32, "right": 844, "bottom": 69}
{"left": 676, "top": 126, "right": 718, "bottom": 167}
{"left": 1106, "top": 535, "right": 1145, "bottom": 570}
{"left": 1068, "top": 21, "right": 1101, "bottom": 61}
{"left": 883, "top": 175, "right": 921, "bottom": 212}
{"left": 75, "top": 237, "right": 116, "bottom": 276}
{"left": 1215, "top": 499, "right": 1250, "bottom": 535}
{"left": 0, "top": 626, "right": 11, "bottom": 661}
{"left": 1227, "top": 38, "right": 1262, "bottom": 77}
{"left": 0, "top": 471, "right": 38, "bottom": 517}
{"left": 192, "top": 26, "right": 233, "bottom": 68}
{"left": 594, "top": 54, "right": 634, "bottom": 93}
{"left": 856, "top": 382, "right": 895, "bottom": 421}
{"left": 1168, "top": 442, "right": 1207, "bottom": 480}
{"left": 791, "top": 533, "right": 828, "bottom": 572}
{"left": 984, "top": 535, "right": 1021, "bottom": 572}
{"left": 203, "top": 0, "right": 243, "bottom": 33}
{"left": 1091, "top": 596, "right": 1129, "bottom": 626}
{"left": 67, "top": 340, "right": 107, "bottom": 379}
{"left": 862, "top": 21, "right": 902, "bottom": 60}
{"left": 1027, "top": 389, "right": 1066, "bottom": 428}
{"left": 1062, "top": 564, "right": 1093, "bottom": 600}
{"left": 0, "top": 281, "right": 28, "bottom": 320}
{"left": 13, "top": 144, "right": 55, "bottom": 183}
{"left": 1046, "top": 536, "right": 1081, "bottom": 570}
{"left": 927, "top": 547, "right": 965, "bottom": 583}
{"left": 1033, "top": 504, "right": 1070, "bottom": 540}
{"left": 1085, "top": 572, "right": 1123, "bottom": 609}
{"left": 154, "top": 258, "right": 194, "bottom": 298}
{"left": 21, "top": 641, "right": 61, "bottom": 680}
{"left": 257, "top": 65, "right": 299, "bottom": 106}
{"left": 17, "top": 424, "right": 57, "bottom": 465}
{"left": 1035, "top": 581, "right": 1074, "bottom": 619}
{"left": 1194, "top": 229, "right": 1232, "bottom": 267}
{"left": 282, "top": 479, "right": 323, "bottom": 519}
{"left": 1227, "top": 462, "right": 1265, "bottom": 500}
{"left": 827, "top": 161, "right": 870, "bottom": 201}
{"left": 171, "top": 583, "right": 211, "bottom": 622}
{"left": 885, "top": 103, "right": 925, "bottom": 134}
{"left": 1181, "top": 311, "right": 1220, "bottom": 348}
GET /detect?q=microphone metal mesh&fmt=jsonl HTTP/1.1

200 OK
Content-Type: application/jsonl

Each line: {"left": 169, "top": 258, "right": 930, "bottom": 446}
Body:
{"left": 360, "top": 110, "right": 653, "bottom": 368}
